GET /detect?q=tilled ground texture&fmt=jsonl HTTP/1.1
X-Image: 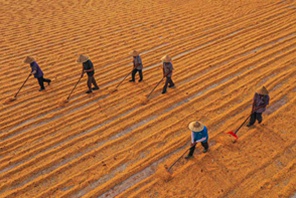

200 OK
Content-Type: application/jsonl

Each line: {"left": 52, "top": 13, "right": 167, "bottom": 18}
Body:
{"left": 0, "top": 0, "right": 296, "bottom": 197}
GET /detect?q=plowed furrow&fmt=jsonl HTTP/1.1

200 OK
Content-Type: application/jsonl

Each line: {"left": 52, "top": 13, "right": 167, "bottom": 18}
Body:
{"left": 1, "top": 0, "right": 296, "bottom": 197}
{"left": 2, "top": 50, "right": 296, "bottom": 196}
{"left": 1, "top": 30, "right": 294, "bottom": 175}
{"left": 1, "top": 10, "right": 294, "bottom": 136}
{"left": 0, "top": 0, "right": 286, "bottom": 102}
{"left": 1, "top": 31, "right": 294, "bottom": 177}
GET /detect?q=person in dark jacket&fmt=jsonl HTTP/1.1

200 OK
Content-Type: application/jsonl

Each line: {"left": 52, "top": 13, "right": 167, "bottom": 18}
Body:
{"left": 24, "top": 56, "right": 51, "bottom": 91}
{"left": 129, "top": 50, "right": 143, "bottom": 82}
{"left": 77, "top": 55, "right": 99, "bottom": 94}
{"left": 247, "top": 86, "right": 270, "bottom": 127}
{"left": 185, "top": 121, "right": 209, "bottom": 159}
{"left": 161, "top": 55, "right": 175, "bottom": 94}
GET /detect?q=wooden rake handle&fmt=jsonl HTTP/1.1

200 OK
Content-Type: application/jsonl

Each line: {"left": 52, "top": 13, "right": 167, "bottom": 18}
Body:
{"left": 234, "top": 114, "right": 251, "bottom": 134}
{"left": 167, "top": 146, "right": 194, "bottom": 172}
{"left": 14, "top": 73, "right": 31, "bottom": 98}
{"left": 147, "top": 77, "right": 164, "bottom": 99}
{"left": 116, "top": 71, "right": 132, "bottom": 89}
{"left": 67, "top": 76, "right": 82, "bottom": 100}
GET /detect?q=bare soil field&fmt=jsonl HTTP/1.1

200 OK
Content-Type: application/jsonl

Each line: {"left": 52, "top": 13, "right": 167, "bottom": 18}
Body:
{"left": 0, "top": 0, "right": 295, "bottom": 197}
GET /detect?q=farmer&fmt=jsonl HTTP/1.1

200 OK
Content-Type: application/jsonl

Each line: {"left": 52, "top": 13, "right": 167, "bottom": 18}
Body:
{"left": 24, "top": 56, "right": 51, "bottom": 91}
{"left": 247, "top": 86, "right": 270, "bottom": 127}
{"left": 77, "top": 54, "right": 99, "bottom": 94}
{"left": 161, "top": 55, "right": 175, "bottom": 94}
{"left": 129, "top": 50, "right": 143, "bottom": 82}
{"left": 185, "top": 121, "right": 209, "bottom": 159}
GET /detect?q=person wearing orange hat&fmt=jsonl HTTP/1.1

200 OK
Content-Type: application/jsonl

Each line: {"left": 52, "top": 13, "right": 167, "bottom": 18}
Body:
{"left": 185, "top": 121, "right": 209, "bottom": 159}
{"left": 24, "top": 56, "right": 51, "bottom": 91}
{"left": 129, "top": 50, "right": 143, "bottom": 82}
{"left": 161, "top": 55, "right": 175, "bottom": 94}
{"left": 77, "top": 54, "right": 99, "bottom": 94}
{"left": 247, "top": 86, "right": 270, "bottom": 127}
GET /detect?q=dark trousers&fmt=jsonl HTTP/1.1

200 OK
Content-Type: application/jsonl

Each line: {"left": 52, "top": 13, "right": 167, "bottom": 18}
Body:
{"left": 162, "top": 77, "right": 174, "bottom": 92}
{"left": 131, "top": 69, "right": 143, "bottom": 81}
{"left": 248, "top": 112, "right": 263, "bottom": 125}
{"left": 188, "top": 141, "right": 209, "bottom": 156}
{"left": 37, "top": 76, "right": 51, "bottom": 89}
{"left": 87, "top": 75, "right": 99, "bottom": 91}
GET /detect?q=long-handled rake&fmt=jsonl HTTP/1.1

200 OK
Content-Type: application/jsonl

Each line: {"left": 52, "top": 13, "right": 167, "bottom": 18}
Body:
{"left": 141, "top": 77, "right": 164, "bottom": 104}
{"left": 166, "top": 146, "right": 193, "bottom": 173}
{"left": 4, "top": 73, "right": 31, "bottom": 104}
{"left": 141, "top": 77, "right": 164, "bottom": 105}
{"left": 110, "top": 71, "right": 131, "bottom": 93}
{"left": 62, "top": 75, "right": 82, "bottom": 104}
{"left": 147, "top": 77, "right": 164, "bottom": 99}
{"left": 226, "top": 115, "right": 250, "bottom": 140}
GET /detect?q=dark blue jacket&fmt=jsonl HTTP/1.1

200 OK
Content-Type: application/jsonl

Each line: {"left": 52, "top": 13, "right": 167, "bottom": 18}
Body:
{"left": 30, "top": 61, "right": 43, "bottom": 78}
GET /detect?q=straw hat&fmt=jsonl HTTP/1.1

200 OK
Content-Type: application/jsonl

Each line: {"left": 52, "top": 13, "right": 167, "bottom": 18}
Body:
{"left": 161, "top": 55, "right": 172, "bottom": 63}
{"left": 77, "top": 54, "right": 89, "bottom": 63}
{"left": 24, "top": 56, "right": 35, "bottom": 64}
{"left": 130, "top": 50, "right": 139, "bottom": 56}
{"left": 188, "top": 121, "right": 204, "bottom": 132}
{"left": 256, "top": 86, "right": 269, "bottom": 95}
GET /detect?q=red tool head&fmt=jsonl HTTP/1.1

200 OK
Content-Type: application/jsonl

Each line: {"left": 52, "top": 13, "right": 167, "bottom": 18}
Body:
{"left": 226, "top": 131, "right": 238, "bottom": 139}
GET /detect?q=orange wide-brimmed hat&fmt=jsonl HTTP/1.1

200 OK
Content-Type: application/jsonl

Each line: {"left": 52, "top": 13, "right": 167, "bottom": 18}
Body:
{"left": 257, "top": 86, "right": 269, "bottom": 95}
{"left": 24, "top": 56, "right": 35, "bottom": 64}
{"left": 188, "top": 121, "right": 204, "bottom": 132}
{"left": 130, "top": 50, "right": 139, "bottom": 56}
{"left": 77, "top": 54, "right": 89, "bottom": 63}
{"left": 161, "top": 55, "right": 172, "bottom": 63}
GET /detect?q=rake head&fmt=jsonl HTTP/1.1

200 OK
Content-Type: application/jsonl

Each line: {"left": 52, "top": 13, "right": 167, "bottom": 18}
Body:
{"left": 226, "top": 131, "right": 238, "bottom": 140}
{"left": 107, "top": 86, "right": 118, "bottom": 94}
{"left": 166, "top": 168, "right": 173, "bottom": 174}
{"left": 58, "top": 99, "right": 69, "bottom": 107}
{"left": 139, "top": 95, "right": 149, "bottom": 105}
{"left": 109, "top": 88, "right": 118, "bottom": 94}
{"left": 155, "top": 165, "right": 173, "bottom": 182}
{"left": 3, "top": 97, "right": 17, "bottom": 104}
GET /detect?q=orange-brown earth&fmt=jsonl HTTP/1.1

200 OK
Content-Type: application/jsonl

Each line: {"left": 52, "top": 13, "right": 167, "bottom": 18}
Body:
{"left": 0, "top": 0, "right": 296, "bottom": 197}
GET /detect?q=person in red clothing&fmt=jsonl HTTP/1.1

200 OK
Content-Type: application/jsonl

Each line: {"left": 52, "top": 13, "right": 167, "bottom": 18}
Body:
{"left": 24, "top": 56, "right": 51, "bottom": 91}
{"left": 247, "top": 86, "right": 270, "bottom": 127}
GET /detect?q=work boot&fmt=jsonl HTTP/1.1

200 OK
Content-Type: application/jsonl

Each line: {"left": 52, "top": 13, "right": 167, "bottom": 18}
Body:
{"left": 185, "top": 155, "right": 193, "bottom": 159}
{"left": 92, "top": 87, "right": 99, "bottom": 91}
{"left": 138, "top": 79, "right": 143, "bottom": 82}
{"left": 86, "top": 90, "right": 92, "bottom": 94}
{"left": 129, "top": 79, "right": 135, "bottom": 82}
